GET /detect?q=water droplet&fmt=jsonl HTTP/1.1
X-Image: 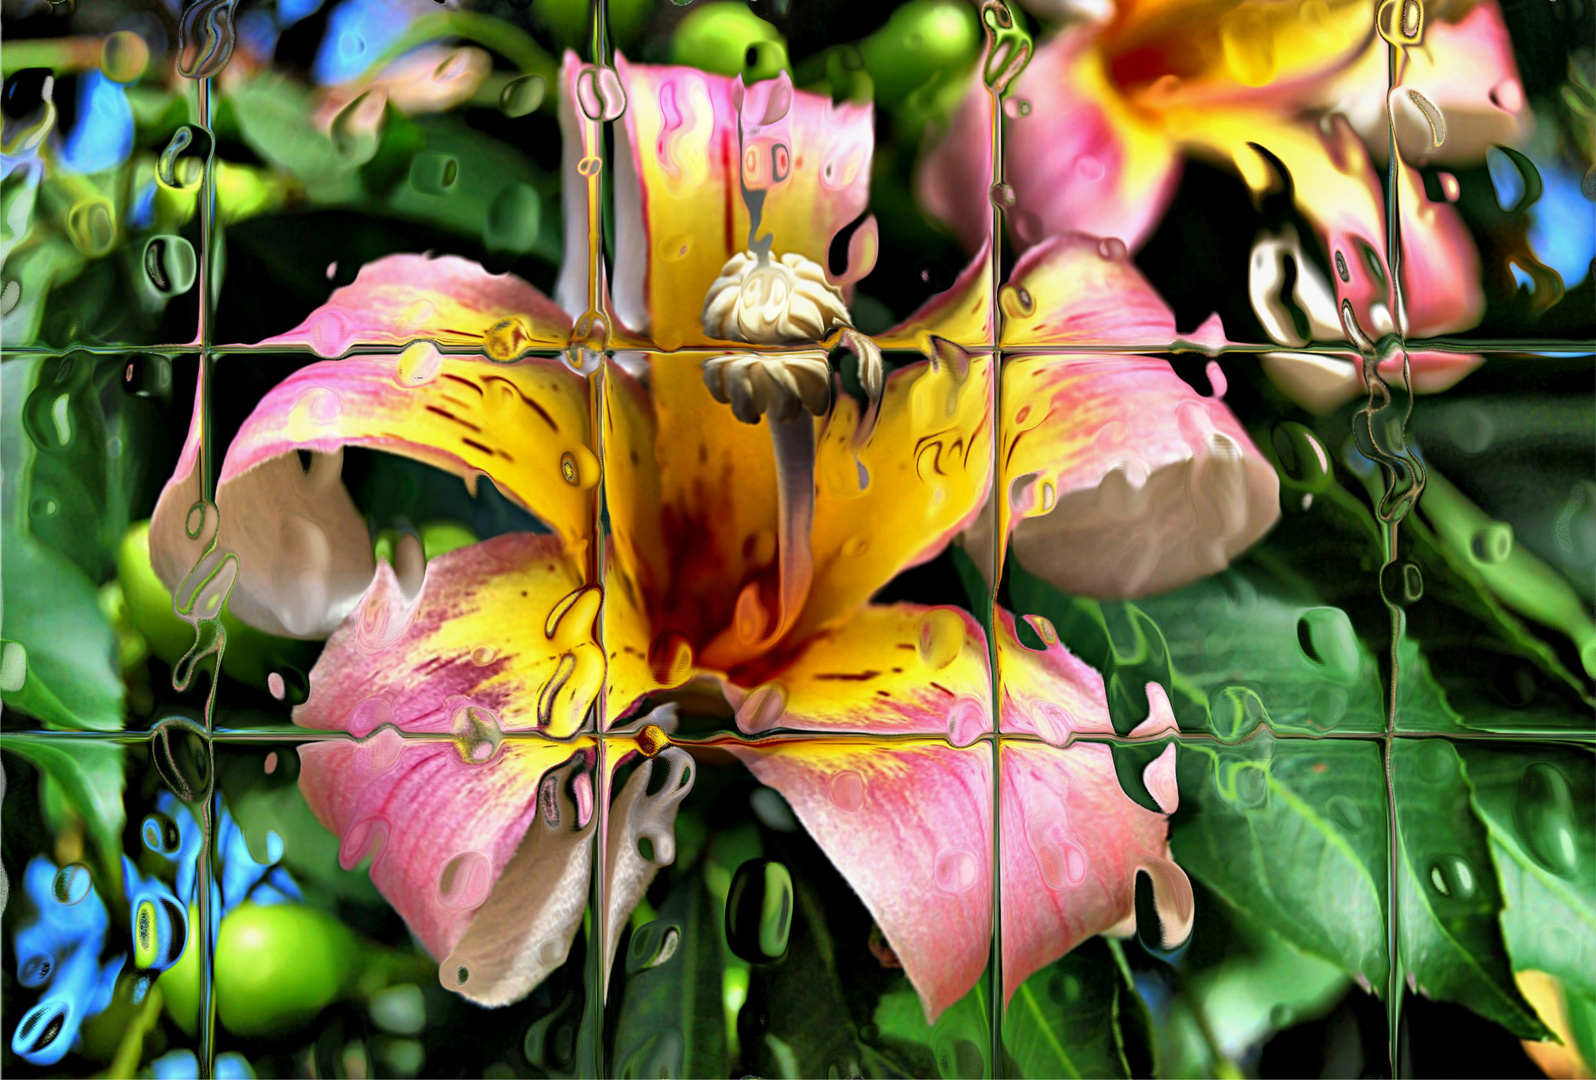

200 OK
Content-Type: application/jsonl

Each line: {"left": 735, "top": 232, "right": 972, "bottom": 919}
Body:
{"left": 736, "top": 682, "right": 787, "bottom": 734}
{"left": 1035, "top": 835, "right": 1088, "bottom": 890}
{"left": 66, "top": 199, "right": 115, "bottom": 257}
{"left": 29, "top": 496, "right": 57, "bottom": 519}
{"left": 933, "top": 846, "right": 980, "bottom": 894}
{"left": 143, "top": 235, "right": 197, "bottom": 298}
{"left": 1513, "top": 762, "right": 1577, "bottom": 876}
{"left": 1470, "top": 522, "right": 1513, "bottom": 565}
{"left": 1406, "top": 89, "right": 1446, "bottom": 148}
{"left": 484, "top": 183, "right": 540, "bottom": 255}
{"left": 829, "top": 770, "right": 866, "bottom": 812}
{"left": 437, "top": 851, "right": 493, "bottom": 910}
{"left": 451, "top": 699, "right": 503, "bottom": 764}
{"left": 330, "top": 87, "right": 386, "bottom": 165}
{"left": 151, "top": 717, "right": 211, "bottom": 802}
{"left": 393, "top": 341, "right": 442, "bottom": 388}
{"left": 264, "top": 751, "right": 279, "bottom": 774}
{"left": 725, "top": 858, "right": 793, "bottom": 963}
{"left": 1427, "top": 853, "right": 1476, "bottom": 900}
{"left": 1295, "top": 607, "right": 1360, "bottom": 683}
{"left": 101, "top": 31, "right": 150, "bottom": 83}
{"left": 840, "top": 534, "right": 870, "bottom": 558}
{"left": 988, "top": 182, "right": 1017, "bottom": 210}
{"left": 627, "top": 921, "right": 682, "bottom": 973}
{"left": 499, "top": 74, "right": 545, "bottom": 117}
{"left": 157, "top": 125, "right": 210, "bottom": 188}
{"left": 142, "top": 811, "right": 181, "bottom": 854}
{"left": 1219, "top": 6, "right": 1277, "bottom": 85}
{"left": 1380, "top": 560, "right": 1424, "bottom": 606}
{"left": 1097, "top": 237, "right": 1127, "bottom": 261}
{"left": 470, "top": 645, "right": 498, "bottom": 666}
{"left": 409, "top": 152, "right": 459, "bottom": 196}
{"left": 1400, "top": 0, "right": 1423, "bottom": 38}
{"left": 1326, "top": 794, "right": 1365, "bottom": 833}
{"left": 575, "top": 64, "right": 626, "bottom": 121}
{"left": 1271, "top": 422, "right": 1331, "bottom": 489}
{"left": 999, "top": 284, "right": 1034, "bottom": 319}
{"left": 917, "top": 609, "right": 965, "bottom": 670}
{"left": 1414, "top": 740, "right": 1455, "bottom": 783}
{"left": 177, "top": 0, "right": 241, "bottom": 79}
{"left": 51, "top": 863, "right": 91, "bottom": 905}
{"left": 1269, "top": 1003, "right": 1293, "bottom": 1029}
{"left": 946, "top": 697, "right": 986, "bottom": 747}
{"left": 636, "top": 723, "right": 671, "bottom": 757}
{"left": 339, "top": 816, "right": 390, "bottom": 870}
{"left": 18, "top": 954, "right": 52, "bottom": 987}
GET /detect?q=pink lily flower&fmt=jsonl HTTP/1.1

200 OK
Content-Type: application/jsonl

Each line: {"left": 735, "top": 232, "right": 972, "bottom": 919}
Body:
{"left": 142, "top": 53, "right": 1265, "bottom": 1021}
{"left": 920, "top": 0, "right": 1530, "bottom": 410}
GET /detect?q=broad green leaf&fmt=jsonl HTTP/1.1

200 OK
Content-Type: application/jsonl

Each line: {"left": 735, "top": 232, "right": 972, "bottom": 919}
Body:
{"left": 1009, "top": 562, "right": 1386, "bottom": 738}
{"left": 384, "top": 116, "right": 557, "bottom": 263}
{"left": 1172, "top": 736, "right": 1390, "bottom": 993}
{"left": 1458, "top": 744, "right": 1595, "bottom": 1000}
{"left": 1001, "top": 938, "right": 1142, "bottom": 1080}
{"left": 1187, "top": 924, "right": 1349, "bottom": 1062}
{"left": 1391, "top": 740, "right": 1551, "bottom": 1039}
{"left": 743, "top": 875, "right": 867, "bottom": 1079}
{"left": 612, "top": 869, "right": 728, "bottom": 1079}
{"left": 7, "top": 354, "right": 127, "bottom": 582}
{"left": 2, "top": 526, "right": 124, "bottom": 730}
{"left": 3, "top": 735, "right": 125, "bottom": 861}
{"left": 874, "top": 974, "right": 994, "bottom": 1079}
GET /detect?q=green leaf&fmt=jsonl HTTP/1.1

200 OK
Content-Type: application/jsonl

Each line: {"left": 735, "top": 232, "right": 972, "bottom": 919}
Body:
{"left": 612, "top": 868, "right": 728, "bottom": 1079}
{"left": 8, "top": 354, "right": 126, "bottom": 581}
{"left": 1391, "top": 739, "right": 1551, "bottom": 1039}
{"left": 743, "top": 874, "right": 868, "bottom": 1078}
{"left": 1457, "top": 743, "right": 1596, "bottom": 1000}
{"left": 3, "top": 735, "right": 125, "bottom": 861}
{"left": 1172, "top": 736, "right": 1390, "bottom": 993}
{"left": 1001, "top": 938, "right": 1141, "bottom": 1079}
{"left": 2, "top": 526, "right": 124, "bottom": 730}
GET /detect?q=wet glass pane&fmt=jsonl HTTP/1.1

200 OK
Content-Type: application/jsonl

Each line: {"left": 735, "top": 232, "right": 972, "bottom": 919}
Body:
{"left": 2, "top": 0, "right": 1591, "bottom": 1075}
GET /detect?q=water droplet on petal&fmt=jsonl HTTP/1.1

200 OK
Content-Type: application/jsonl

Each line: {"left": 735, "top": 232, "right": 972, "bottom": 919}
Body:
{"left": 933, "top": 846, "right": 980, "bottom": 894}
{"left": 829, "top": 770, "right": 866, "bottom": 812}
{"left": 437, "top": 851, "right": 493, "bottom": 910}
{"left": 917, "top": 609, "right": 965, "bottom": 670}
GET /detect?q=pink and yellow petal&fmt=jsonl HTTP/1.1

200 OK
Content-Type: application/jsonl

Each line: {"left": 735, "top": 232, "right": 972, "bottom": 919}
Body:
{"left": 725, "top": 602, "right": 993, "bottom": 738}
{"left": 978, "top": 355, "right": 1278, "bottom": 598}
{"left": 1002, "top": 29, "right": 1183, "bottom": 254}
{"left": 1178, "top": 110, "right": 1483, "bottom": 338}
{"left": 1318, "top": 0, "right": 1529, "bottom": 165}
{"left": 200, "top": 354, "right": 595, "bottom": 595}
{"left": 797, "top": 353, "right": 994, "bottom": 642}
{"left": 257, "top": 253, "right": 572, "bottom": 356}
{"left": 1102, "top": 0, "right": 1371, "bottom": 109}
{"left": 999, "top": 233, "right": 1177, "bottom": 349}
{"left": 295, "top": 534, "right": 600, "bottom": 738}
{"left": 732, "top": 738, "right": 994, "bottom": 1021}
{"left": 612, "top": 57, "right": 874, "bottom": 349}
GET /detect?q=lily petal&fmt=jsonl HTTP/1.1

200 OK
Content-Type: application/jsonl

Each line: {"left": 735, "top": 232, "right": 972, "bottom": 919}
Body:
{"left": 999, "top": 233, "right": 1178, "bottom": 348}
{"left": 297, "top": 732, "right": 587, "bottom": 1002}
{"left": 724, "top": 602, "right": 993, "bottom": 738}
{"left": 641, "top": 353, "right": 780, "bottom": 655}
{"left": 295, "top": 534, "right": 600, "bottom": 739}
{"left": 797, "top": 353, "right": 994, "bottom": 644}
{"left": 1001, "top": 600, "right": 1192, "bottom": 998}
{"left": 1185, "top": 111, "right": 1483, "bottom": 340}
{"left": 611, "top": 56, "right": 874, "bottom": 349}
{"left": 150, "top": 352, "right": 597, "bottom": 638}
{"left": 971, "top": 354, "right": 1279, "bottom": 598}
{"left": 257, "top": 253, "right": 572, "bottom": 356}
{"left": 920, "top": 31, "right": 1182, "bottom": 256}
{"left": 295, "top": 535, "right": 606, "bottom": 1004}
{"left": 1321, "top": 0, "right": 1529, "bottom": 164}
